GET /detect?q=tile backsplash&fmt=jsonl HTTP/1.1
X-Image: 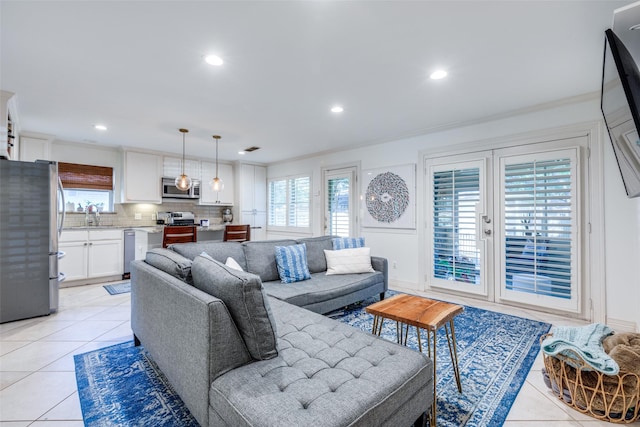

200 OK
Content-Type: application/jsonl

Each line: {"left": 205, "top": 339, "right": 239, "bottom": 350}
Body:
{"left": 63, "top": 202, "right": 230, "bottom": 228}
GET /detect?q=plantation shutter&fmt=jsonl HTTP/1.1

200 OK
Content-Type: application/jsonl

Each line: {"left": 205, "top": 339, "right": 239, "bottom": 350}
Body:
{"left": 502, "top": 153, "right": 574, "bottom": 299}
{"left": 326, "top": 175, "right": 351, "bottom": 237}
{"left": 58, "top": 162, "right": 113, "bottom": 190}
{"left": 268, "top": 179, "right": 287, "bottom": 226}
{"left": 432, "top": 167, "right": 481, "bottom": 284}
{"left": 289, "top": 176, "right": 310, "bottom": 227}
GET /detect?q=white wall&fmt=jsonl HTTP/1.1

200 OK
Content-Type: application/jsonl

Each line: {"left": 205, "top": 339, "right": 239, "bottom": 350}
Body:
{"left": 267, "top": 96, "right": 640, "bottom": 329}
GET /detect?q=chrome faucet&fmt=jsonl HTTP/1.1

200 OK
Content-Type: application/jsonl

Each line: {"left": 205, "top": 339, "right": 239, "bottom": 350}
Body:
{"left": 85, "top": 205, "right": 101, "bottom": 226}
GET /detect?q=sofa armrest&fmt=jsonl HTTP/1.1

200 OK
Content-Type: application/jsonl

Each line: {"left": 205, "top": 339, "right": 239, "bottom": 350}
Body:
{"left": 131, "top": 260, "right": 252, "bottom": 427}
{"left": 371, "top": 256, "right": 389, "bottom": 292}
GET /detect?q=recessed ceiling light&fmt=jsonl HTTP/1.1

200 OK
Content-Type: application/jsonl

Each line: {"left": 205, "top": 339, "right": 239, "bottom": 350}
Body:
{"left": 430, "top": 70, "right": 448, "bottom": 80}
{"left": 238, "top": 151, "right": 246, "bottom": 155}
{"left": 331, "top": 106, "right": 344, "bottom": 113}
{"left": 204, "top": 55, "right": 224, "bottom": 66}
{"left": 94, "top": 124, "right": 107, "bottom": 131}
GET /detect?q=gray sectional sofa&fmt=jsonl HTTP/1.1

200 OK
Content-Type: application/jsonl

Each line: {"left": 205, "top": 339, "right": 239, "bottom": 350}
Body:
{"left": 130, "top": 236, "right": 434, "bottom": 427}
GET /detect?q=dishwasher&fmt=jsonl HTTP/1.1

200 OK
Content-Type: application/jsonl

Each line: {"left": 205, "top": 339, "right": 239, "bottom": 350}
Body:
{"left": 123, "top": 229, "right": 135, "bottom": 280}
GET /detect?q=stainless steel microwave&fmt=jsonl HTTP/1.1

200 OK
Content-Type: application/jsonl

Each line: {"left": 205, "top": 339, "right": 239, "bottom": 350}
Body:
{"left": 162, "top": 177, "right": 200, "bottom": 199}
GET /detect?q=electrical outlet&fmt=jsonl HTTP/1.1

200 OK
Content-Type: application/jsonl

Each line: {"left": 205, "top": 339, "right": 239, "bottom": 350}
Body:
{"left": 134, "top": 213, "right": 142, "bottom": 220}
{"left": 392, "top": 261, "right": 397, "bottom": 269}
{"left": 151, "top": 213, "right": 156, "bottom": 220}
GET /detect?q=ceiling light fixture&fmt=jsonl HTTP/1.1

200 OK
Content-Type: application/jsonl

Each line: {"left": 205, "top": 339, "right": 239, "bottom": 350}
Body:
{"left": 430, "top": 70, "right": 448, "bottom": 80}
{"left": 94, "top": 124, "right": 107, "bottom": 131}
{"left": 211, "top": 135, "right": 224, "bottom": 198}
{"left": 331, "top": 106, "right": 344, "bottom": 113}
{"left": 175, "top": 128, "right": 192, "bottom": 191}
{"left": 238, "top": 151, "right": 246, "bottom": 155}
{"left": 205, "top": 55, "right": 224, "bottom": 66}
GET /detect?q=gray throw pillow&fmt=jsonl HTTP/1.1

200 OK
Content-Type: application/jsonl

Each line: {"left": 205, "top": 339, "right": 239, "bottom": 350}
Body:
{"left": 191, "top": 255, "right": 278, "bottom": 361}
{"left": 145, "top": 248, "right": 193, "bottom": 284}
{"left": 242, "top": 239, "right": 297, "bottom": 282}
{"left": 296, "top": 236, "right": 334, "bottom": 273}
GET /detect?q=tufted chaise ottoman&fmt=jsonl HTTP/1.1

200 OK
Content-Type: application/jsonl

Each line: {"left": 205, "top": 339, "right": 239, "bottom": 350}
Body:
{"left": 132, "top": 247, "right": 433, "bottom": 426}
{"left": 209, "top": 298, "right": 434, "bottom": 426}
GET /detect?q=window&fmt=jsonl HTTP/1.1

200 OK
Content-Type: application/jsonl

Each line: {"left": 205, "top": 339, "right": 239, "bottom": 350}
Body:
{"left": 502, "top": 156, "right": 574, "bottom": 299}
{"left": 432, "top": 167, "right": 481, "bottom": 285}
{"left": 59, "top": 162, "right": 114, "bottom": 212}
{"left": 268, "top": 175, "right": 310, "bottom": 229}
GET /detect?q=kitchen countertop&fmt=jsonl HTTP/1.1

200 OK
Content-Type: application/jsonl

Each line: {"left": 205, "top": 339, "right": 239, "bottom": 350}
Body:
{"left": 63, "top": 225, "right": 226, "bottom": 232}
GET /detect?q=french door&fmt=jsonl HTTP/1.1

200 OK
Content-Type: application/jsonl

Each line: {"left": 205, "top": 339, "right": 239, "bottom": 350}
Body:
{"left": 324, "top": 167, "right": 357, "bottom": 237}
{"left": 426, "top": 139, "right": 584, "bottom": 313}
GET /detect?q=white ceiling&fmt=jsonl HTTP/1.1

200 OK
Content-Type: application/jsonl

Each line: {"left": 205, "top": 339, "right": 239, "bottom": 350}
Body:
{"left": 0, "top": 1, "right": 633, "bottom": 164}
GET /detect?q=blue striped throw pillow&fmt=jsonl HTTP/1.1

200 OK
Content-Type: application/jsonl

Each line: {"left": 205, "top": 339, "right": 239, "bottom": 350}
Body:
{"left": 332, "top": 237, "right": 365, "bottom": 250}
{"left": 274, "top": 243, "right": 311, "bottom": 284}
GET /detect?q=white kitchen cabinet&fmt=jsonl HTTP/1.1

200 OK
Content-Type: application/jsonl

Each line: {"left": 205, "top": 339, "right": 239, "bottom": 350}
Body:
{"left": 241, "top": 210, "right": 266, "bottom": 241}
{"left": 238, "top": 164, "right": 266, "bottom": 211}
{"left": 19, "top": 132, "right": 54, "bottom": 162}
{"left": 200, "top": 161, "right": 234, "bottom": 205}
{"left": 1, "top": 90, "right": 18, "bottom": 160}
{"left": 237, "top": 164, "right": 266, "bottom": 240}
{"left": 122, "top": 151, "right": 162, "bottom": 203}
{"left": 59, "top": 229, "right": 123, "bottom": 282}
{"left": 163, "top": 156, "right": 200, "bottom": 180}
{"left": 59, "top": 239, "right": 89, "bottom": 282}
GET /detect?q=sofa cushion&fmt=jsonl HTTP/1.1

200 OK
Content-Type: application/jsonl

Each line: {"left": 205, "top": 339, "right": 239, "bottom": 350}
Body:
{"left": 209, "top": 297, "right": 433, "bottom": 427}
{"left": 170, "top": 241, "right": 247, "bottom": 270}
{"left": 332, "top": 237, "right": 365, "bottom": 250}
{"left": 263, "top": 270, "right": 383, "bottom": 309}
{"left": 191, "top": 255, "right": 278, "bottom": 361}
{"left": 275, "top": 243, "right": 311, "bottom": 284}
{"left": 144, "top": 248, "right": 193, "bottom": 284}
{"left": 324, "top": 247, "right": 375, "bottom": 275}
{"left": 296, "top": 236, "right": 334, "bottom": 273}
{"left": 242, "top": 239, "right": 297, "bottom": 282}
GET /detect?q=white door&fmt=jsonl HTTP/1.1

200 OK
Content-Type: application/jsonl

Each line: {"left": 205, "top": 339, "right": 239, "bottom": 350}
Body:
{"left": 426, "top": 139, "right": 584, "bottom": 313}
{"left": 496, "top": 148, "right": 579, "bottom": 312}
{"left": 426, "top": 154, "right": 491, "bottom": 296}
{"left": 324, "top": 167, "right": 357, "bottom": 237}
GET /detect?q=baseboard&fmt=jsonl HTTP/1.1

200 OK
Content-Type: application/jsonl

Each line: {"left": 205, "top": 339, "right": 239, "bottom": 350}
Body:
{"left": 389, "top": 279, "right": 420, "bottom": 292}
{"left": 606, "top": 317, "right": 638, "bottom": 333}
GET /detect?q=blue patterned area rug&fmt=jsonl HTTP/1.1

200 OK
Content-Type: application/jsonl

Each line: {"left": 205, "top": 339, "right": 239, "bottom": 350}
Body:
{"left": 102, "top": 281, "right": 131, "bottom": 295}
{"left": 331, "top": 291, "right": 552, "bottom": 426}
{"left": 74, "top": 341, "right": 199, "bottom": 426}
{"left": 74, "top": 291, "right": 550, "bottom": 426}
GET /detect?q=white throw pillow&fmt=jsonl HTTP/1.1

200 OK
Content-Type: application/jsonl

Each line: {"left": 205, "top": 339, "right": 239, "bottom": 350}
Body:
{"left": 324, "top": 247, "right": 375, "bottom": 275}
{"left": 225, "top": 257, "right": 243, "bottom": 271}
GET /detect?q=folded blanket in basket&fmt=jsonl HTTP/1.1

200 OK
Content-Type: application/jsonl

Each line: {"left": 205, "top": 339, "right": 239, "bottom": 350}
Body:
{"left": 542, "top": 323, "right": 619, "bottom": 375}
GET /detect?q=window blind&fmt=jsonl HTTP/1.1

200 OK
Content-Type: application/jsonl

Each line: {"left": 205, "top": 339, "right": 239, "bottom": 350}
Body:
{"left": 58, "top": 162, "right": 113, "bottom": 190}
{"left": 268, "top": 179, "right": 287, "bottom": 226}
{"left": 327, "top": 177, "right": 351, "bottom": 237}
{"left": 504, "top": 158, "right": 573, "bottom": 298}
{"left": 268, "top": 176, "right": 310, "bottom": 228}
{"left": 432, "top": 168, "right": 480, "bottom": 284}
{"left": 289, "top": 176, "right": 310, "bottom": 227}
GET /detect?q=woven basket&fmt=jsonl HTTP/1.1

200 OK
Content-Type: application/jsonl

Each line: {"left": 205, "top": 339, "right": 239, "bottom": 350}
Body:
{"left": 541, "top": 333, "right": 640, "bottom": 423}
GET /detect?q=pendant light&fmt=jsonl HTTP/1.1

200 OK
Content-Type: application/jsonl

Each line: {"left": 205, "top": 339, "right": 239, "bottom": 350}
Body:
{"left": 210, "top": 135, "right": 224, "bottom": 193}
{"left": 175, "top": 128, "right": 192, "bottom": 191}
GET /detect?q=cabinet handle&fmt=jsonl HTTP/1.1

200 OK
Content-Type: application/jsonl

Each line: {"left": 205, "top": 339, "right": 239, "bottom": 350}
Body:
{"left": 89, "top": 242, "right": 93, "bottom": 246}
{"left": 84, "top": 242, "right": 88, "bottom": 246}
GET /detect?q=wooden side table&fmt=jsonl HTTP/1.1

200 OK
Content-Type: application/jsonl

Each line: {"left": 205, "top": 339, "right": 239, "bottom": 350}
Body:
{"left": 366, "top": 294, "right": 464, "bottom": 426}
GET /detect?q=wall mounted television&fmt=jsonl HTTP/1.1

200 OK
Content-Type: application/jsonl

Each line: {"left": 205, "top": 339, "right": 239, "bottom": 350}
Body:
{"left": 601, "top": 29, "right": 640, "bottom": 198}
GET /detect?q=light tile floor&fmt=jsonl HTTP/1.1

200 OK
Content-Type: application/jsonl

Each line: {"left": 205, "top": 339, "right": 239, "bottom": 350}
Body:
{"left": 0, "top": 282, "right": 628, "bottom": 426}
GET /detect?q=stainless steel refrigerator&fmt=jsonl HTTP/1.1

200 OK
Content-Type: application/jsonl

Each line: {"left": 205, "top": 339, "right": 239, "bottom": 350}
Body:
{"left": 0, "top": 159, "right": 65, "bottom": 323}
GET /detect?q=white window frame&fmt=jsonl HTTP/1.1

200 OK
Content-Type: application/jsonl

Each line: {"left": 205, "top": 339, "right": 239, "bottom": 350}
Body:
{"left": 267, "top": 174, "right": 311, "bottom": 233}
